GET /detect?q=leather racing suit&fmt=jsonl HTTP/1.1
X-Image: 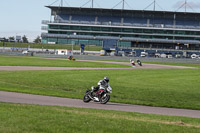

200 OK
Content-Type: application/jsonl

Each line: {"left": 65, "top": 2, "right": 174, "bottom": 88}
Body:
{"left": 92, "top": 79, "right": 109, "bottom": 93}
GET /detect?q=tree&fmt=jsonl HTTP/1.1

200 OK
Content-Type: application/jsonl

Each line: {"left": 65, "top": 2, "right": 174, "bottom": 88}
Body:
{"left": 8, "top": 36, "right": 15, "bottom": 41}
{"left": 34, "top": 36, "right": 41, "bottom": 43}
{"left": 22, "top": 35, "right": 29, "bottom": 43}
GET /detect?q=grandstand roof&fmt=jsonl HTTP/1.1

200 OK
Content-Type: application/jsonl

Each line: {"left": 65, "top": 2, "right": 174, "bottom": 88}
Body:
{"left": 46, "top": 6, "right": 200, "bottom": 19}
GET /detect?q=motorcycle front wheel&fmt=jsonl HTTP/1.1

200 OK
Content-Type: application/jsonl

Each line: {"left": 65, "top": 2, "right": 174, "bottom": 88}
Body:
{"left": 100, "top": 94, "right": 110, "bottom": 104}
{"left": 83, "top": 94, "right": 91, "bottom": 103}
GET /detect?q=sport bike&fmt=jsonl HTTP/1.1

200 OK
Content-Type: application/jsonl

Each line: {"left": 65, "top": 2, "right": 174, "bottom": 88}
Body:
{"left": 137, "top": 61, "right": 142, "bottom": 66}
{"left": 83, "top": 86, "right": 112, "bottom": 104}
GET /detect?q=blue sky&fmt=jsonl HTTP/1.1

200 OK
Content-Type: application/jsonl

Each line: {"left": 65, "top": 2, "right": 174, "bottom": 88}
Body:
{"left": 0, "top": 0, "right": 200, "bottom": 41}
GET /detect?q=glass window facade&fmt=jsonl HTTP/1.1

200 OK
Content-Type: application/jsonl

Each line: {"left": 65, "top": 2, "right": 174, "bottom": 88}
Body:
{"left": 47, "top": 24, "right": 200, "bottom": 41}
{"left": 41, "top": 7, "right": 200, "bottom": 50}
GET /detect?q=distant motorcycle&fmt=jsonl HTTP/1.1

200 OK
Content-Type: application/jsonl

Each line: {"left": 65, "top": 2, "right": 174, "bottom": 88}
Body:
{"left": 83, "top": 86, "right": 112, "bottom": 104}
{"left": 67, "top": 56, "right": 76, "bottom": 61}
{"left": 137, "top": 59, "right": 142, "bottom": 66}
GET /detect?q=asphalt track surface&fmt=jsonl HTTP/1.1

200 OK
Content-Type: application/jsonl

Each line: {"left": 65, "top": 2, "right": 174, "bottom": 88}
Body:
{"left": 1, "top": 91, "right": 200, "bottom": 118}
{"left": 0, "top": 58, "right": 199, "bottom": 118}
{"left": 0, "top": 58, "right": 195, "bottom": 71}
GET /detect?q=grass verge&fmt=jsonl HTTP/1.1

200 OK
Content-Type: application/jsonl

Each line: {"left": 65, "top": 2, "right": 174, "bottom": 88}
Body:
{"left": 144, "top": 61, "right": 200, "bottom": 68}
{"left": 0, "top": 69, "right": 200, "bottom": 110}
{"left": 0, "top": 102, "right": 200, "bottom": 133}
{"left": 0, "top": 55, "right": 129, "bottom": 67}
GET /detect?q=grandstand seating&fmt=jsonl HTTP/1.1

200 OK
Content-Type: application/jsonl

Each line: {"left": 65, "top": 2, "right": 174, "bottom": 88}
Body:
{"left": 71, "top": 15, "right": 95, "bottom": 22}
{"left": 42, "top": 6, "right": 200, "bottom": 52}
{"left": 151, "top": 19, "right": 173, "bottom": 25}
{"left": 55, "top": 13, "right": 200, "bottom": 29}
{"left": 124, "top": 17, "right": 147, "bottom": 24}
{"left": 98, "top": 16, "right": 121, "bottom": 23}
{"left": 176, "top": 20, "right": 199, "bottom": 26}
{"left": 57, "top": 14, "right": 70, "bottom": 21}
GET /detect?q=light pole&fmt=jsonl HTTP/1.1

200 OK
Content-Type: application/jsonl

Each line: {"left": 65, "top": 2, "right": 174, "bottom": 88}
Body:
{"left": 72, "top": 33, "right": 77, "bottom": 55}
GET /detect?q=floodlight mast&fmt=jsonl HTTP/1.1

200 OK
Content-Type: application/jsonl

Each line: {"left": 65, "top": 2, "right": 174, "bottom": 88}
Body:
{"left": 123, "top": 0, "right": 125, "bottom": 10}
{"left": 61, "top": 0, "right": 63, "bottom": 7}
{"left": 143, "top": 0, "right": 164, "bottom": 11}
{"left": 144, "top": 0, "right": 155, "bottom": 10}
{"left": 112, "top": 0, "right": 132, "bottom": 10}
{"left": 81, "top": 0, "right": 94, "bottom": 8}
{"left": 185, "top": 0, "right": 187, "bottom": 12}
{"left": 176, "top": 0, "right": 195, "bottom": 12}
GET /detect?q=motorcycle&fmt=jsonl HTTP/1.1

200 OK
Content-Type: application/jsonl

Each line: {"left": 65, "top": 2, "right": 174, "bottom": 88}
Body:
{"left": 83, "top": 86, "right": 112, "bottom": 104}
{"left": 67, "top": 56, "right": 76, "bottom": 61}
{"left": 137, "top": 60, "right": 142, "bottom": 66}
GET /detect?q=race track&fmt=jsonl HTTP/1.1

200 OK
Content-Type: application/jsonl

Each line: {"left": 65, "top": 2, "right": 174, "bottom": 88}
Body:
{"left": 0, "top": 61, "right": 194, "bottom": 71}
{"left": 0, "top": 91, "right": 200, "bottom": 118}
{"left": 0, "top": 58, "right": 198, "bottom": 118}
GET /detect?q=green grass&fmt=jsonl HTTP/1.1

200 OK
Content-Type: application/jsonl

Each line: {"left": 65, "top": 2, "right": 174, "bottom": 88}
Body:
{"left": 0, "top": 102, "right": 200, "bottom": 133}
{"left": 0, "top": 55, "right": 200, "bottom": 110}
{"left": 0, "top": 69, "right": 200, "bottom": 110}
{"left": 144, "top": 61, "right": 200, "bottom": 68}
{"left": 0, "top": 56, "right": 129, "bottom": 67}
{"left": 0, "top": 42, "right": 102, "bottom": 51}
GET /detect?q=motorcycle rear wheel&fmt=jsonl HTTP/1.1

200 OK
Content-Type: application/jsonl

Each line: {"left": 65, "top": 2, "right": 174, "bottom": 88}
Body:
{"left": 100, "top": 94, "right": 110, "bottom": 104}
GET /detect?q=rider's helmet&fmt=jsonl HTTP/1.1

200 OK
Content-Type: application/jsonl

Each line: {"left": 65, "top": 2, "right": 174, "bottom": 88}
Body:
{"left": 104, "top": 76, "right": 109, "bottom": 83}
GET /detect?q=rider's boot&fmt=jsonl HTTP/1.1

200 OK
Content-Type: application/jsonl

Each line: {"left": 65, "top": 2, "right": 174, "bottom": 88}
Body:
{"left": 93, "top": 93, "right": 100, "bottom": 102}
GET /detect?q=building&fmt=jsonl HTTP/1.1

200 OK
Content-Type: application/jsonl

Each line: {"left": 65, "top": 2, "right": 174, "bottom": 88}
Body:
{"left": 55, "top": 49, "right": 73, "bottom": 55}
{"left": 41, "top": 6, "right": 200, "bottom": 56}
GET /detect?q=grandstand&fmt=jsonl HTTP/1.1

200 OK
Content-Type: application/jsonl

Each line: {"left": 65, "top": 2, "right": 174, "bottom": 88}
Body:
{"left": 41, "top": 6, "right": 200, "bottom": 56}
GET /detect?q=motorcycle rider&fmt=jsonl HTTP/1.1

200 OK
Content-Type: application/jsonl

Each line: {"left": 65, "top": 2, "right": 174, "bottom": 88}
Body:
{"left": 136, "top": 59, "right": 142, "bottom": 66}
{"left": 130, "top": 59, "right": 136, "bottom": 67}
{"left": 91, "top": 76, "right": 110, "bottom": 101}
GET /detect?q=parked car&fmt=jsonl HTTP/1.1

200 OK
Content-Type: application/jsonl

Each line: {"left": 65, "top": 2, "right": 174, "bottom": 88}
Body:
{"left": 22, "top": 50, "right": 29, "bottom": 54}
{"left": 140, "top": 52, "right": 148, "bottom": 57}
{"left": 161, "top": 54, "right": 167, "bottom": 58}
{"left": 155, "top": 53, "right": 161, "bottom": 58}
{"left": 175, "top": 54, "right": 181, "bottom": 58}
{"left": 167, "top": 54, "right": 173, "bottom": 58}
{"left": 191, "top": 54, "right": 199, "bottom": 59}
